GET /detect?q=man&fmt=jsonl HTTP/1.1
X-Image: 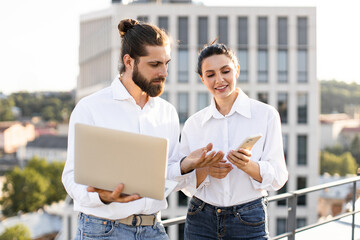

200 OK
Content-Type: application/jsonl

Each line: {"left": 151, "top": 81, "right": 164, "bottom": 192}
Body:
{"left": 62, "top": 19, "right": 222, "bottom": 240}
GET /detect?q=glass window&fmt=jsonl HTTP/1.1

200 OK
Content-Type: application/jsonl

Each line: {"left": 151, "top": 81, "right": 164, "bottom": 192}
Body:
{"left": 178, "top": 49, "right": 188, "bottom": 83}
{"left": 160, "top": 92, "right": 169, "bottom": 101}
{"left": 137, "top": 16, "right": 148, "bottom": 22}
{"left": 297, "top": 135, "right": 307, "bottom": 165}
{"left": 257, "top": 92, "right": 268, "bottom": 104}
{"left": 258, "top": 17, "right": 268, "bottom": 47}
{"left": 178, "top": 92, "right": 189, "bottom": 124}
{"left": 238, "top": 50, "right": 248, "bottom": 83}
{"left": 297, "top": 177, "right": 307, "bottom": 206}
{"left": 277, "top": 182, "right": 287, "bottom": 206}
{"left": 276, "top": 218, "right": 287, "bottom": 235}
{"left": 158, "top": 16, "right": 168, "bottom": 32}
{"left": 197, "top": 92, "right": 209, "bottom": 111}
{"left": 283, "top": 133, "right": 288, "bottom": 162}
{"left": 297, "top": 50, "right": 308, "bottom": 83}
{"left": 277, "top": 93, "right": 288, "bottom": 124}
{"left": 297, "top": 218, "right": 307, "bottom": 228}
{"left": 237, "top": 17, "right": 248, "bottom": 47}
{"left": 278, "top": 50, "right": 288, "bottom": 83}
{"left": 178, "top": 191, "right": 188, "bottom": 206}
{"left": 198, "top": 17, "right": 208, "bottom": 47}
{"left": 178, "top": 223, "right": 185, "bottom": 240}
{"left": 218, "top": 17, "right": 228, "bottom": 44}
{"left": 277, "top": 17, "right": 288, "bottom": 46}
{"left": 297, "top": 93, "right": 308, "bottom": 123}
{"left": 178, "top": 17, "right": 188, "bottom": 46}
{"left": 258, "top": 50, "right": 268, "bottom": 83}
{"left": 297, "top": 17, "right": 308, "bottom": 46}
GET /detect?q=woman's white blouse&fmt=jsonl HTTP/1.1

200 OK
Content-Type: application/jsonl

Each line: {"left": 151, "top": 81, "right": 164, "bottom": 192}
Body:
{"left": 180, "top": 89, "right": 288, "bottom": 207}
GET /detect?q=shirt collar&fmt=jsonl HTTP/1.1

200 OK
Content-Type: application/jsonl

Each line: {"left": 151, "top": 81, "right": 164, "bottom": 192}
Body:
{"left": 201, "top": 89, "right": 251, "bottom": 126}
{"left": 111, "top": 76, "right": 155, "bottom": 108}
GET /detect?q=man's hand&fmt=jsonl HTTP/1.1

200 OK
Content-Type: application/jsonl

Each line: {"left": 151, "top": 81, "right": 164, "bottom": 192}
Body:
{"left": 87, "top": 183, "right": 141, "bottom": 204}
{"left": 181, "top": 143, "right": 224, "bottom": 174}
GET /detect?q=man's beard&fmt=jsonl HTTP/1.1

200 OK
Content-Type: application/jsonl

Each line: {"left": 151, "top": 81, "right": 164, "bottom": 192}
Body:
{"left": 132, "top": 65, "right": 165, "bottom": 97}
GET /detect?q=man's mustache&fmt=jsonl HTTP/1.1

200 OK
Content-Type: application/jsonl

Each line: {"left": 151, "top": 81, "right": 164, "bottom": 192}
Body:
{"left": 150, "top": 77, "right": 165, "bottom": 83}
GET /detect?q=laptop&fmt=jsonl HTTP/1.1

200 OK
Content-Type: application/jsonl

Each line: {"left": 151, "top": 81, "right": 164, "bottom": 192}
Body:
{"left": 74, "top": 123, "right": 176, "bottom": 200}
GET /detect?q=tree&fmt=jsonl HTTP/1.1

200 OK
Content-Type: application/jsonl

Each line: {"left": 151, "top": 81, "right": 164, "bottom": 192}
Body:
{"left": 26, "top": 157, "right": 67, "bottom": 204}
{"left": 0, "top": 167, "right": 49, "bottom": 217}
{"left": 349, "top": 134, "right": 360, "bottom": 166}
{"left": 0, "top": 98, "right": 15, "bottom": 121}
{"left": 320, "top": 151, "right": 358, "bottom": 176}
{"left": 0, "top": 224, "right": 31, "bottom": 240}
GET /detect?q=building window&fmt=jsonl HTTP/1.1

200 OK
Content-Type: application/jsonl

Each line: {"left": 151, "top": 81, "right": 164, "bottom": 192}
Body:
{"left": 297, "top": 17, "right": 308, "bottom": 46}
{"left": 198, "top": 17, "right": 208, "bottom": 48}
{"left": 277, "top": 93, "right": 288, "bottom": 124}
{"left": 178, "top": 17, "right": 188, "bottom": 83}
{"left": 297, "top": 177, "right": 307, "bottom": 206}
{"left": 178, "top": 49, "right": 188, "bottom": 83}
{"left": 137, "top": 16, "right": 148, "bottom": 22}
{"left": 277, "top": 50, "right": 288, "bottom": 83}
{"left": 238, "top": 17, "right": 248, "bottom": 83}
{"left": 297, "top": 135, "right": 307, "bottom": 165}
{"left": 158, "top": 16, "right": 169, "bottom": 32}
{"left": 283, "top": 133, "right": 288, "bottom": 162}
{"left": 178, "top": 223, "right": 185, "bottom": 240}
{"left": 258, "top": 17, "right": 268, "bottom": 83}
{"left": 258, "top": 17, "right": 268, "bottom": 47}
{"left": 178, "top": 17, "right": 188, "bottom": 46}
{"left": 297, "top": 17, "right": 308, "bottom": 83}
{"left": 297, "top": 49, "right": 308, "bottom": 83}
{"left": 277, "top": 182, "right": 287, "bottom": 206}
{"left": 258, "top": 50, "right": 268, "bottom": 83}
{"left": 178, "top": 92, "right": 189, "bottom": 124}
{"left": 278, "top": 17, "right": 288, "bottom": 46}
{"left": 160, "top": 92, "right": 169, "bottom": 101}
{"left": 218, "top": 16, "right": 228, "bottom": 44}
{"left": 257, "top": 92, "right": 268, "bottom": 104}
{"left": 178, "top": 191, "right": 188, "bottom": 206}
{"left": 197, "top": 92, "right": 209, "bottom": 111}
{"left": 276, "top": 218, "right": 287, "bottom": 235}
{"left": 238, "top": 50, "right": 248, "bottom": 83}
{"left": 297, "top": 218, "right": 307, "bottom": 228}
{"left": 297, "top": 93, "right": 308, "bottom": 123}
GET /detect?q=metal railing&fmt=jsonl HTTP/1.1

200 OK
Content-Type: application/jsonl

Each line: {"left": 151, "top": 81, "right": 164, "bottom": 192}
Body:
{"left": 161, "top": 175, "right": 360, "bottom": 240}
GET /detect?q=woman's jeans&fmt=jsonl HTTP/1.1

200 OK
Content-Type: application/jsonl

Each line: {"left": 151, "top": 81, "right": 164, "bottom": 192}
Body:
{"left": 184, "top": 196, "right": 269, "bottom": 240}
{"left": 74, "top": 213, "right": 169, "bottom": 240}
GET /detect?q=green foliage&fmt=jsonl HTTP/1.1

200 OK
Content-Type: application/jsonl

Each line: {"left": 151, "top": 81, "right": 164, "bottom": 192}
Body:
{"left": 0, "top": 157, "right": 66, "bottom": 217}
{"left": 349, "top": 135, "right": 360, "bottom": 166}
{"left": 0, "top": 224, "right": 31, "bottom": 240}
{"left": 8, "top": 91, "right": 75, "bottom": 122}
{"left": 321, "top": 80, "right": 360, "bottom": 114}
{"left": 320, "top": 151, "right": 358, "bottom": 176}
{"left": 0, "top": 98, "right": 15, "bottom": 121}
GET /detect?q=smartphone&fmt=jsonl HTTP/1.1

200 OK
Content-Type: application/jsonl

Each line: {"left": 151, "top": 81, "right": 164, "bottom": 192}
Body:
{"left": 236, "top": 134, "right": 262, "bottom": 151}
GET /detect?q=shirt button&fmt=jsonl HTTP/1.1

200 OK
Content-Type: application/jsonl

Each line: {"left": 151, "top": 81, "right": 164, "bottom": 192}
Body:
{"left": 217, "top": 209, "right": 221, "bottom": 213}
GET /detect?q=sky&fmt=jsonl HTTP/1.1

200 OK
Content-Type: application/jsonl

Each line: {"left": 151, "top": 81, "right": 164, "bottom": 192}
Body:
{"left": 0, "top": 0, "right": 359, "bottom": 94}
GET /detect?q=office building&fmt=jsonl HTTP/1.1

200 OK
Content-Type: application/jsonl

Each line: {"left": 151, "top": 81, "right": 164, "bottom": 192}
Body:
{"left": 76, "top": 1, "right": 318, "bottom": 238}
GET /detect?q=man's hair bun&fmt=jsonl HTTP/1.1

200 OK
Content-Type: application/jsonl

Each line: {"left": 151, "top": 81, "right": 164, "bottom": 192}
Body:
{"left": 118, "top": 18, "right": 139, "bottom": 37}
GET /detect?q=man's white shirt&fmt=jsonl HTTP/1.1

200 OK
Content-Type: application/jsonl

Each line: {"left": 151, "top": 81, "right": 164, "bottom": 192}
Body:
{"left": 62, "top": 77, "right": 184, "bottom": 220}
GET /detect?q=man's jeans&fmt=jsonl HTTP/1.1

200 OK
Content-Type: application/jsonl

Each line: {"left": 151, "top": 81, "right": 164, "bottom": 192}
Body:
{"left": 184, "top": 196, "right": 269, "bottom": 240}
{"left": 75, "top": 213, "right": 169, "bottom": 240}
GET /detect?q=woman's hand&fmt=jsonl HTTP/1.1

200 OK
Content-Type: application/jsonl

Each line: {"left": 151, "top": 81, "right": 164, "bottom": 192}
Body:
{"left": 181, "top": 143, "right": 224, "bottom": 174}
{"left": 227, "top": 148, "right": 262, "bottom": 183}
{"left": 208, "top": 159, "right": 233, "bottom": 179}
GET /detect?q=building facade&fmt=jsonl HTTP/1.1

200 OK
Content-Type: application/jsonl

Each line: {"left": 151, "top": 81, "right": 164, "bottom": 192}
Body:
{"left": 76, "top": 1, "right": 318, "bottom": 238}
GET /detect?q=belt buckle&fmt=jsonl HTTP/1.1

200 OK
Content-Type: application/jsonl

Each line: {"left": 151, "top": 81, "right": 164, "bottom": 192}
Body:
{"left": 132, "top": 215, "right": 141, "bottom": 226}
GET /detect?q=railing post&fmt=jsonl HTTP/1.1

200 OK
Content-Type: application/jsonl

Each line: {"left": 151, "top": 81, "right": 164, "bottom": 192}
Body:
{"left": 287, "top": 194, "right": 297, "bottom": 240}
{"left": 352, "top": 168, "right": 360, "bottom": 240}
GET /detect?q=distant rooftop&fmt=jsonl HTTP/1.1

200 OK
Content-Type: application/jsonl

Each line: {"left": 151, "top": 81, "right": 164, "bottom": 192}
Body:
{"left": 27, "top": 135, "right": 68, "bottom": 149}
{"left": 320, "top": 113, "right": 352, "bottom": 123}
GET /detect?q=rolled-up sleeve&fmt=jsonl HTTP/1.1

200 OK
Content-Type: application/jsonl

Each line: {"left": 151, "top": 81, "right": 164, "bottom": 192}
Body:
{"left": 61, "top": 102, "right": 107, "bottom": 208}
{"left": 250, "top": 108, "right": 288, "bottom": 191}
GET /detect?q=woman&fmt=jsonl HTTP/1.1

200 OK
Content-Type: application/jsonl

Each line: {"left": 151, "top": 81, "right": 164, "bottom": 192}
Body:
{"left": 180, "top": 43, "right": 288, "bottom": 239}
